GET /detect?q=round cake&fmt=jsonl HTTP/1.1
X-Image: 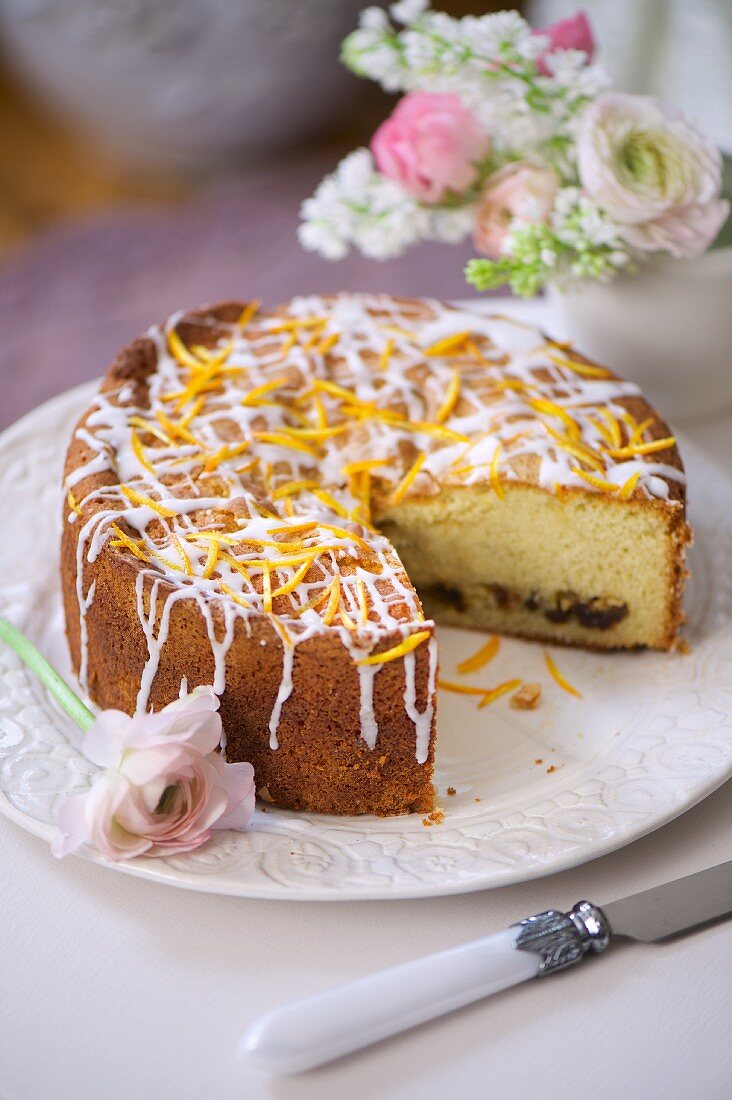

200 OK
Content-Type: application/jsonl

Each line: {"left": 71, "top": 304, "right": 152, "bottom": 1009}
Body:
{"left": 61, "top": 294, "right": 690, "bottom": 816}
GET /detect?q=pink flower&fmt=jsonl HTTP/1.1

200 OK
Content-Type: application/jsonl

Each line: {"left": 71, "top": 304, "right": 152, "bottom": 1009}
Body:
{"left": 371, "top": 92, "right": 489, "bottom": 204}
{"left": 474, "top": 161, "right": 560, "bottom": 259}
{"left": 577, "top": 92, "right": 729, "bottom": 259}
{"left": 52, "top": 687, "right": 255, "bottom": 861}
{"left": 534, "top": 12, "right": 595, "bottom": 76}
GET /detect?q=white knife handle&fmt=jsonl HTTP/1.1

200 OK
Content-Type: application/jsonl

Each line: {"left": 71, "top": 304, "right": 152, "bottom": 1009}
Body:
{"left": 239, "top": 927, "right": 537, "bottom": 1076}
{"left": 238, "top": 901, "right": 610, "bottom": 1075}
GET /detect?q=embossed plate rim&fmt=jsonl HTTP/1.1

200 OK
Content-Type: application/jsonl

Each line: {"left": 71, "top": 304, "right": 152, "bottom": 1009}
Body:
{"left": 1, "top": 380, "right": 731, "bottom": 900}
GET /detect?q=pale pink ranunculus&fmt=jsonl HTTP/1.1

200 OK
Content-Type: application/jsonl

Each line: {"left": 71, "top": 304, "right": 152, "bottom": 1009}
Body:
{"left": 473, "top": 161, "right": 560, "bottom": 259}
{"left": 534, "top": 12, "right": 595, "bottom": 76}
{"left": 577, "top": 92, "right": 729, "bottom": 259}
{"left": 52, "top": 687, "right": 255, "bottom": 861}
{"left": 371, "top": 92, "right": 490, "bottom": 204}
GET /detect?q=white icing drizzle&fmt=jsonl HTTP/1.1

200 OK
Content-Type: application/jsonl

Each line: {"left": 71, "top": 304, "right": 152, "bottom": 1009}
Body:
{"left": 64, "top": 293, "right": 684, "bottom": 761}
{"left": 268, "top": 642, "right": 295, "bottom": 750}
{"left": 403, "top": 636, "right": 439, "bottom": 765}
{"left": 357, "top": 664, "right": 379, "bottom": 751}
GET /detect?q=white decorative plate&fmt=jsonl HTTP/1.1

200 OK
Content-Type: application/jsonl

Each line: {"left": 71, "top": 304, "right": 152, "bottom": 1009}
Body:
{"left": 1, "top": 382, "right": 731, "bottom": 900}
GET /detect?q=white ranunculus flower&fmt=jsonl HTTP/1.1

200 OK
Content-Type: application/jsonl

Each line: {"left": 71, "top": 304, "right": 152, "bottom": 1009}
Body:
{"left": 577, "top": 92, "right": 729, "bottom": 258}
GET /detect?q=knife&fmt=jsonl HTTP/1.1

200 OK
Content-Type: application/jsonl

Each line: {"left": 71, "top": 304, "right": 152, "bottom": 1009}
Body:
{"left": 239, "top": 860, "right": 732, "bottom": 1075}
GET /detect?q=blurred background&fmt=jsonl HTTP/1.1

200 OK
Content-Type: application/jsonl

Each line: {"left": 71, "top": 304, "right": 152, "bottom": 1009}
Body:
{"left": 0, "top": 0, "right": 730, "bottom": 427}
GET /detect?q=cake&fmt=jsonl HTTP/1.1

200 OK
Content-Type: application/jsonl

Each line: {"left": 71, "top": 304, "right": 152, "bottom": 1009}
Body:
{"left": 61, "top": 294, "right": 690, "bottom": 816}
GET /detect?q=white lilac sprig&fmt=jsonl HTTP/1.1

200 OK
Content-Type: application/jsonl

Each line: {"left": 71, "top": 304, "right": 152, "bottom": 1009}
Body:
{"left": 0, "top": 617, "right": 255, "bottom": 862}
{"left": 299, "top": 4, "right": 729, "bottom": 296}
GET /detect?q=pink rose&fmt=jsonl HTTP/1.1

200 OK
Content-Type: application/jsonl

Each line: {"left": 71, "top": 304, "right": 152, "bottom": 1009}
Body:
{"left": 474, "top": 161, "right": 560, "bottom": 260}
{"left": 534, "top": 12, "right": 595, "bottom": 76}
{"left": 577, "top": 92, "right": 729, "bottom": 259}
{"left": 52, "top": 687, "right": 255, "bottom": 861}
{"left": 371, "top": 92, "right": 489, "bottom": 204}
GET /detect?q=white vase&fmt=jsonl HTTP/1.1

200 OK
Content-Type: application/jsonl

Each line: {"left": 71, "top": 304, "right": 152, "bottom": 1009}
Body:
{"left": 546, "top": 248, "right": 732, "bottom": 424}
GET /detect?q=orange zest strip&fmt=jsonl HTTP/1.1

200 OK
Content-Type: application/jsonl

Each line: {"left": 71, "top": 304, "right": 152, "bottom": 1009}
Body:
{"left": 357, "top": 629, "right": 431, "bottom": 666}
{"left": 281, "top": 424, "right": 348, "bottom": 441}
{"left": 618, "top": 470, "right": 641, "bottom": 499}
{"left": 378, "top": 337, "right": 395, "bottom": 371}
{"left": 312, "top": 488, "right": 350, "bottom": 519}
{"left": 437, "top": 680, "right": 491, "bottom": 697}
{"left": 272, "top": 479, "right": 319, "bottom": 500}
{"left": 109, "top": 524, "right": 151, "bottom": 564}
{"left": 67, "top": 488, "right": 84, "bottom": 517}
{"left": 542, "top": 423, "right": 605, "bottom": 473}
{"left": 570, "top": 468, "right": 620, "bottom": 493}
{"left": 218, "top": 582, "right": 250, "bottom": 609}
{"left": 234, "top": 538, "right": 305, "bottom": 552}
{"left": 253, "top": 432, "right": 317, "bottom": 457}
{"left": 589, "top": 415, "right": 617, "bottom": 449}
{"left": 302, "top": 326, "right": 329, "bottom": 351}
{"left": 261, "top": 564, "right": 272, "bottom": 613}
{"left": 456, "top": 635, "right": 500, "bottom": 675}
{"left": 229, "top": 550, "right": 319, "bottom": 571}
{"left": 424, "top": 331, "right": 472, "bottom": 357}
{"left": 339, "top": 607, "right": 357, "bottom": 632}
{"left": 129, "top": 417, "right": 171, "bottom": 445}
{"left": 130, "top": 428, "right": 157, "bottom": 474}
{"left": 309, "top": 378, "right": 361, "bottom": 403}
{"left": 169, "top": 530, "right": 193, "bottom": 576}
{"left": 435, "top": 369, "right": 461, "bottom": 424}
{"left": 270, "top": 559, "right": 312, "bottom": 598}
{"left": 294, "top": 576, "right": 337, "bottom": 617}
{"left": 237, "top": 300, "right": 261, "bottom": 329}
{"left": 389, "top": 452, "right": 426, "bottom": 506}
{"left": 271, "top": 617, "right": 293, "bottom": 649}
{"left": 120, "top": 485, "right": 177, "bottom": 518}
{"left": 241, "top": 377, "right": 289, "bottom": 406}
{"left": 606, "top": 437, "right": 676, "bottom": 459}
{"left": 314, "top": 331, "right": 340, "bottom": 356}
{"left": 202, "top": 541, "right": 220, "bottom": 579}
{"left": 477, "top": 679, "right": 523, "bottom": 709}
{"left": 598, "top": 408, "right": 623, "bottom": 448}
{"left": 168, "top": 328, "right": 203, "bottom": 370}
{"left": 155, "top": 411, "right": 202, "bottom": 448}
{"left": 316, "top": 523, "right": 371, "bottom": 553}
{"left": 203, "top": 441, "right": 251, "bottom": 472}
{"left": 341, "top": 458, "right": 390, "bottom": 477}
{"left": 179, "top": 395, "right": 205, "bottom": 430}
{"left": 109, "top": 524, "right": 181, "bottom": 573}
{"left": 219, "top": 551, "right": 250, "bottom": 576}
{"left": 357, "top": 576, "right": 370, "bottom": 625}
{"left": 629, "top": 417, "right": 655, "bottom": 445}
{"left": 490, "top": 443, "right": 506, "bottom": 500}
{"left": 184, "top": 531, "right": 241, "bottom": 546}
{"left": 407, "top": 420, "right": 469, "bottom": 445}
{"left": 529, "top": 397, "right": 580, "bottom": 438}
{"left": 312, "top": 394, "right": 328, "bottom": 430}
{"left": 544, "top": 651, "right": 582, "bottom": 698}
{"left": 321, "top": 575, "right": 341, "bottom": 626}
{"left": 266, "top": 315, "right": 326, "bottom": 335}
{"left": 266, "top": 520, "right": 318, "bottom": 538}
{"left": 546, "top": 351, "right": 611, "bottom": 379}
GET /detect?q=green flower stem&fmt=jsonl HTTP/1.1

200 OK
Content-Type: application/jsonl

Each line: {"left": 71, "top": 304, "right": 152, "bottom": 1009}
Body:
{"left": 0, "top": 617, "right": 95, "bottom": 732}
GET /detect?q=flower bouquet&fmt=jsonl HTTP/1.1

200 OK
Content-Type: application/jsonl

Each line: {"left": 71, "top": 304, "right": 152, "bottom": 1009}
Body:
{"left": 299, "top": 2, "right": 729, "bottom": 298}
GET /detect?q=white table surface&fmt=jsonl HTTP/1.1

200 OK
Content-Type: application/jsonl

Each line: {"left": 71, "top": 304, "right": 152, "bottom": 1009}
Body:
{"left": 2, "top": 334, "right": 732, "bottom": 1100}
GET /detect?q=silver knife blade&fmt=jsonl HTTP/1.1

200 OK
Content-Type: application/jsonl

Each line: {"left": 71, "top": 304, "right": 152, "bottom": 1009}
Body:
{"left": 602, "top": 860, "right": 732, "bottom": 943}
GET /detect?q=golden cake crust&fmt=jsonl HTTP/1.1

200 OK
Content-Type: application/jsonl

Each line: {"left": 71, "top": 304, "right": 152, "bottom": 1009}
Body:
{"left": 61, "top": 294, "right": 690, "bottom": 817}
